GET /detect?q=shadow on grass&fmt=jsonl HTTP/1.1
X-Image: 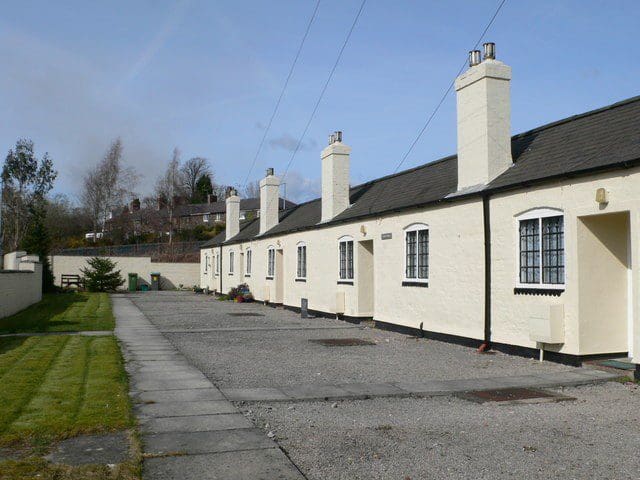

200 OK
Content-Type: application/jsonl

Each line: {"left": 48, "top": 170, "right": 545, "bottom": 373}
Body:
{"left": 0, "top": 293, "right": 98, "bottom": 334}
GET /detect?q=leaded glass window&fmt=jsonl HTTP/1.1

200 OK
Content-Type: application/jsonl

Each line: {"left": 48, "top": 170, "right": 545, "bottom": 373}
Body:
{"left": 267, "top": 248, "right": 275, "bottom": 277}
{"left": 339, "top": 239, "right": 353, "bottom": 280}
{"left": 405, "top": 225, "right": 429, "bottom": 281}
{"left": 297, "top": 245, "right": 307, "bottom": 279}
{"left": 518, "top": 213, "right": 564, "bottom": 286}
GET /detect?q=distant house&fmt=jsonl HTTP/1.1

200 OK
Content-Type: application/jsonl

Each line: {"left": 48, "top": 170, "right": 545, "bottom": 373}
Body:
{"left": 107, "top": 194, "right": 295, "bottom": 238}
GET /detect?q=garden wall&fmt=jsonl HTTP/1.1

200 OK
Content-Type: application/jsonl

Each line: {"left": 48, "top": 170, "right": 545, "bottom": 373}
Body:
{"left": 50, "top": 255, "right": 199, "bottom": 290}
{"left": 1, "top": 252, "right": 43, "bottom": 318}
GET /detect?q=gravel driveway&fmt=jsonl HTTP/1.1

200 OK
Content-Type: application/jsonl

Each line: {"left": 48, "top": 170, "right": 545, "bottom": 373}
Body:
{"left": 127, "top": 291, "right": 639, "bottom": 479}
{"left": 129, "top": 292, "right": 567, "bottom": 389}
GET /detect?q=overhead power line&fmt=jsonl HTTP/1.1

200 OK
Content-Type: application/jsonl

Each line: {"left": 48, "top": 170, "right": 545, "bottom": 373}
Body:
{"left": 273, "top": 0, "right": 367, "bottom": 204}
{"left": 367, "top": 0, "right": 508, "bottom": 213}
{"left": 241, "top": 0, "right": 321, "bottom": 189}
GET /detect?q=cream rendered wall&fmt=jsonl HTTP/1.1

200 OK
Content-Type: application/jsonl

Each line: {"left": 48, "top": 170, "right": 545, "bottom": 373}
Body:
{"left": 577, "top": 212, "right": 629, "bottom": 354}
{"left": 51, "top": 255, "right": 200, "bottom": 290}
{"left": 203, "top": 168, "right": 640, "bottom": 359}
{"left": 490, "top": 168, "right": 640, "bottom": 357}
{"left": 1, "top": 262, "right": 43, "bottom": 318}
{"left": 207, "top": 197, "right": 486, "bottom": 340}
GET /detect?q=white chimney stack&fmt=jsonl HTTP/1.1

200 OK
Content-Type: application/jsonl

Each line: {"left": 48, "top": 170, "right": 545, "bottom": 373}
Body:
{"left": 455, "top": 42, "right": 512, "bottom": 190}
{"left": 259, "top": 168, "right": 280, "bottom": 235}
{"left": 321, "top": 131, "right": 351, "bottom": 223}
{"left": 225, "top": 188, "right": 240, "bottom": 241}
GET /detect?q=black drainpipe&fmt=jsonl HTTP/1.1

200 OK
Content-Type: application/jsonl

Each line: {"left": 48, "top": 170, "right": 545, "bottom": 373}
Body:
{"left": 219, "top": 245, "right": 223, "bottom": 293}
{"left": 481, "top": 194, "right": 492, "bottom": 351}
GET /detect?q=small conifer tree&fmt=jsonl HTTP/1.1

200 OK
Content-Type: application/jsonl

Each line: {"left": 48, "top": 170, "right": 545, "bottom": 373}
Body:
{"left": 80, "top": 257, "right": 124, "bottom": 292}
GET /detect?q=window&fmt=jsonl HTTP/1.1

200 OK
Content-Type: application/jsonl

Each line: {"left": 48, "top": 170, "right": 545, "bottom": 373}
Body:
{"left": 240, "top": 211, "right": 246, "bottom": 220}
{"left": 267, "top": 247, "right": 275, "bottom": 278}
{"left": 229, "top": 251, "right": 234, "bottom": 274}
{"left": 203, "top": 213, "right": 210, "bottom": 223}
{"left": 246, "top": 249, "right": 252, "bottom": 275}
{"left": 404, "top": 224, "right": 429, "bottom": 282}
{"left": 517, "top": 210, "right": 564, "bottom": 287}
{"left": 215, "top": 254, "right": 219, "bottom": 275}
{"left": 204, "top": 254, "right": 209, "bottom": 273}
{"left": 338, "top": 237, "right": 354, "bottom": 280}
{"left": 215, "top": 213, "right": 222, "bottom": 222}
{"left": 297, "top": 242, "right": 307, "bottom": 279}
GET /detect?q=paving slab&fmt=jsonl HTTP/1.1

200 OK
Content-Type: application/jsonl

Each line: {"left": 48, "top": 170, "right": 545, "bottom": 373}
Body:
{"left": 143, "top": 448, "right": 305, "bottom": 480}
{"left": 44, "top": 432, "right": 130, "bottom": 466}
{"left": 137, "top": 388, "right": 226, "bottom": 403}
{"left": 337, "top": 382, "right": 406, "bottom": 397}
{"left": 141, "top": 414, "right": 253, "bottom": 434}
{"left": 134, "top": 378, "right": 213, "bottom": 392}
{"left": 279, "top": 383, "right": 352, "bottom": 400}
{"left": 113, "top": 295, "right": 302, "bottom": 479}
{"left": 136, "top": 400, "right": 237, "bottom": 417}
{"left": 222, "top": 387, "right": 289, "bottom": 402}
{"left": 143, "top": 429, "right": 274, "bottom": 456}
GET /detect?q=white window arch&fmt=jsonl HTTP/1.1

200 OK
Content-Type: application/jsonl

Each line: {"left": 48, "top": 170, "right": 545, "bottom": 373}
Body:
{"left": 338, "top": 236, "right": 354, "bottom": 280}
{"left": 296, "top": 241, "right": 307, "bottom": 279}
{"left": 515, "top": 208, "right": 565, "bottom": 288}
{"left": 403, "top": 223, "right": 429, "bottom": 283}
{"left": 267, "top": 245, "right": 275, "bottom": 278}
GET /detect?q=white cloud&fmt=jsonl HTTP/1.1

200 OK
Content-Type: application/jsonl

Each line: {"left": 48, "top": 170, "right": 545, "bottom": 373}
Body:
{"left": 281, "top": 170, "right": 321, "bottom": 204}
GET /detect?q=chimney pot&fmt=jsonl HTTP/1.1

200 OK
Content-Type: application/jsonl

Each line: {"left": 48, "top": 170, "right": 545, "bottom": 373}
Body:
{"left": 483, "top": 42, "right": 495, "bottom": 60}
{"left": 469, "top": 50, "right": 482, "bottom": 67}
{"left": 266, "top": 167, "right": 274, "bottom": 177}
{"left": 335, "top": 131, "right": 342, "bottom": 142}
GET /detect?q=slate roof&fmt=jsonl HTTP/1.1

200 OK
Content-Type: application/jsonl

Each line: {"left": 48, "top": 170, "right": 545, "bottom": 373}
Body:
{"left": 202, "top": 95, "right": 640, "bottom": 249}
{"left": 126, "top": 198, "right": 295, "bottom": 221}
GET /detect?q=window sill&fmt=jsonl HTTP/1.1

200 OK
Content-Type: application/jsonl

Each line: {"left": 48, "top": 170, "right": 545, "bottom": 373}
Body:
{"left": 245, "top": 275, "right": 251, "bottom": 278}
{"left": 295, "top": 278, "right": 306, "bottom": 283}
{"left": 228, "top": 273, "right": 234, "bottom": 276}
{"left": 266, "top": 276, "right": 274, "bottom": 280}
{"left": 337, "top": 280, "right": 354, "bottom": 285}
{"left": 514, "top": 287, "right": 564, "bottom": 296}
{"left": 402, "top": 281, "right": 429, "bottom": 288}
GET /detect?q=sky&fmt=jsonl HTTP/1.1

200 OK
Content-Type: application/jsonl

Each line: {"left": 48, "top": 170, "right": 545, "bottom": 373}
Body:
{"left": 1, "top": 0, "right": 639, "bottom": 204}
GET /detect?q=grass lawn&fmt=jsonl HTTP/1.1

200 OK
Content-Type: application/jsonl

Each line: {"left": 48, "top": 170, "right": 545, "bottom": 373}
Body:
{"left": 0, "top": 292, "right": 114, "bottom": 333}
{"left": 0, "top": 294, "right": 139, "bottom": 479}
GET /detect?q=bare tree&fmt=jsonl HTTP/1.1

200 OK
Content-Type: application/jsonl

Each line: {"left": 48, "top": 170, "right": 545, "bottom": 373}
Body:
{"left": 155, "top": 148, "right": 184, "bottom": 244}
{"left": 181, "top": 157, "right": 211, "bottom": 203}
{"left": 81, "top": 138, "right": 138, "bottom": 242}
{"left": 243, "top": 180, "right": 260, "bottom": 199}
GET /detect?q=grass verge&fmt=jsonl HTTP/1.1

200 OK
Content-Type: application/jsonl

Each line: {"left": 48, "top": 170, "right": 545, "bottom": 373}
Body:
{"left": 0, "top": 292, "right": 114, "bottom": 333}
{"left": 0, "top": 292, "right": 139, "bottom": 478}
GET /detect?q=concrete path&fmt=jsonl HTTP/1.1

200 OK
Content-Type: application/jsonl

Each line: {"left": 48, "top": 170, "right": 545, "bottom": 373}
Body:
{"left": 222, "top": 369, "right": 619, "bottom": 402}
{"left": 0, "top": 330, "right": 113, "bottom": 338}
{"left": 113, "top": 297, "right": 305, "bottom": 480}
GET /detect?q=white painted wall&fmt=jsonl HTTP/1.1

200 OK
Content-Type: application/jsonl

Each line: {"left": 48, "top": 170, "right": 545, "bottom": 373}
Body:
{"left": 490, "top": 168, "right": 640, "bottom": 357}
{"left": 1, "top": 253, "right": 43, "bottom": 318}
{"left": 202, "top": 167, "right": 640, "bottom": 359}
{"left": 51, "top": 255, "right": 199, "bottom": 290}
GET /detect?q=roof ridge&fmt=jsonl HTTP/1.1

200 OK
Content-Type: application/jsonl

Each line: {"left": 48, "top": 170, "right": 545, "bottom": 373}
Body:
{"left": 511, "top": 94, "right": 640, "bottom": 140}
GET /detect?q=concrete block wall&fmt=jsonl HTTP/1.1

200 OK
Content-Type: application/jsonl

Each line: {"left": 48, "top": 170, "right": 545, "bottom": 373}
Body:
{"left": 50, "top": 255, "right": 200, "bottom": 290}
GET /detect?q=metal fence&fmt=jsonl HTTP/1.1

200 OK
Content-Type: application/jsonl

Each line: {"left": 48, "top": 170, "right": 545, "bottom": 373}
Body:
{"left": 53, "top": 241, "right": 202, "bottom": 259}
